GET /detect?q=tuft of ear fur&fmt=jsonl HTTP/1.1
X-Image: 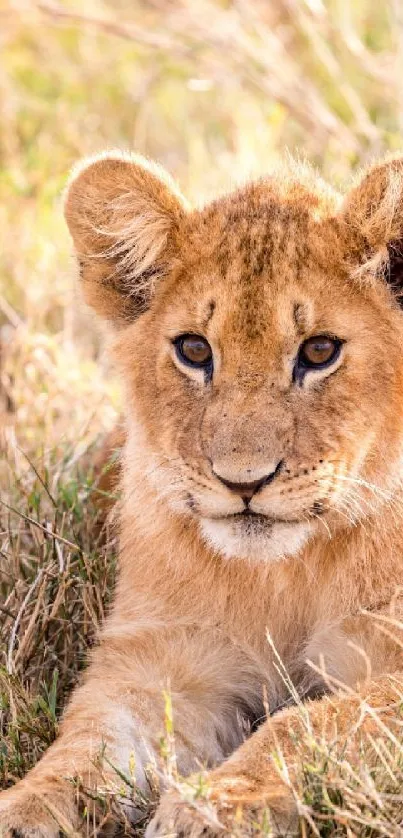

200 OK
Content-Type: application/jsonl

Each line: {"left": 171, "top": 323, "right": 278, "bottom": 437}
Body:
{"left": 342, "top": 154, "right": 403, "bottom": 297}
{"left": 64, "top": 151, "right": 189, "bottom": 325}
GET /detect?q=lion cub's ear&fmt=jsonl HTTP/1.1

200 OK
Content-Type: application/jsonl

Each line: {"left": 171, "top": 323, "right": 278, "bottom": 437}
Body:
{"left": 342, "top": 155, "right": 403, "bottom": 296}
{"left": 64, "top": 152, "right": 188, "bottom": 325}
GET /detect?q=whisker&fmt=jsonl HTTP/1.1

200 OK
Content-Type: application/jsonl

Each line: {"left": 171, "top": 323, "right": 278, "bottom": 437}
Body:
{"left": 333, "top": 492, "right": 375, "bottom": 537}
{"left": 332, "top": 500, "right": 359, "bottom": 528}
{"left": 333, "top": 477, "right": 403, "bottom": 526}
{"left": 341, "top": 488, "right": 371, "bottom": 519}
{"left": 330, "top": 472, "right": 403, "bottom": 520}
{"left": 333, "top": 473, "right": 396, "bottom": 503}
{"left": 311, "top": 511, "right": 332, "bottom": 539}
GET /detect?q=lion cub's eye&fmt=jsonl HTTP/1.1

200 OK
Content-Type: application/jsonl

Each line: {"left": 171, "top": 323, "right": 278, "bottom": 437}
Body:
{"left": 297, "top": 335, "right": 342, "bottom": 372}
{"left": 174, "top": 334, "right": 213, "bottom": 370}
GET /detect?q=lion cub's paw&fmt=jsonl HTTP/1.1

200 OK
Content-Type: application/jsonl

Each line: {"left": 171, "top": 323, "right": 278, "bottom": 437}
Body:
{"left": 145, "top": 772, "right": 299, "bottom": 837}
{"left": 0, "top": 788, "right": 69, "bottom": 838}
{"left": 145, "top": 789, "right": 220, "bottom": 838}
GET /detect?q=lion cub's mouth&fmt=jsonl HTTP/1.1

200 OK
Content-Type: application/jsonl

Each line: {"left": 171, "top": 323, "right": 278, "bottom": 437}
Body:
{"left": 227, "top": 510, "right": 298, "bottom": 526}
{"left": 205, "top": 510, "right": 272, "bottom": 525}
{"left": 220, "top": 510, "right": 277, "bottom": 532}
{"left": 231, "top": 510, "right": 271, "bottom": 524}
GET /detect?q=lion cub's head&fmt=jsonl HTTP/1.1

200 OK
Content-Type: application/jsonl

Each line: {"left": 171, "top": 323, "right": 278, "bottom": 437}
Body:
{"left": 65, "top": 152, "right": 403, "bottom": 562}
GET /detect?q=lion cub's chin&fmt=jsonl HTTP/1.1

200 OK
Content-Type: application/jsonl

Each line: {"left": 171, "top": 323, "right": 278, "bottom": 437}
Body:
{"left": 200, "top": 516, "right": 314, "bottom": 562}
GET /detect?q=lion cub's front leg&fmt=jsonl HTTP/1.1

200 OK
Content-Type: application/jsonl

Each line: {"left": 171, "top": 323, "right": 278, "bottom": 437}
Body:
{"left": 0, "top": 680, "right": 166, "bottom": 836}
{"left": 146, "top": 714, "right": 298, "bottom": 838}
{"left": 0, "top": 631, "right": 245, "bottom": 837}
{"left": 0, "top": 680, "right": 145, "bottom": 837}
{"left": 148, "top": 674, "right": 403, "bottom": 837}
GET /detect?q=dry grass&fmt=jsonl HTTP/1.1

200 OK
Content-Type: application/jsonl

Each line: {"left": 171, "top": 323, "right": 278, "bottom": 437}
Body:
{"left": 1, "top": 0, "right": 403, "bottom": 834}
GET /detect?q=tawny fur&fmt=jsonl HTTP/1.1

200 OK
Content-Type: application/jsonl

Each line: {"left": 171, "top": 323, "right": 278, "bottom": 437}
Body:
{"left": 2, "top": 152, "right": 403, "bottom": 836}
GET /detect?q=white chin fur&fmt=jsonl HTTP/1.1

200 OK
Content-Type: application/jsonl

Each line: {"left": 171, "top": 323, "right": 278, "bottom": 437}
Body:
{"left": 200, "top": 517, "right": 313, "bottom": 562}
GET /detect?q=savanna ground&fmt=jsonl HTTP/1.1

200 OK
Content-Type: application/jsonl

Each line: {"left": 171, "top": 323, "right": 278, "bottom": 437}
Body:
{"left": 2, "top": 1, "right": 403, "bottom": 834}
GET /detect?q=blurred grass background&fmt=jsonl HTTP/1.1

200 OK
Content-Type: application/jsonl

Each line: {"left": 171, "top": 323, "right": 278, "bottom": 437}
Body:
{"left": 2, "top": 1, "right": 403, "bottom": 833}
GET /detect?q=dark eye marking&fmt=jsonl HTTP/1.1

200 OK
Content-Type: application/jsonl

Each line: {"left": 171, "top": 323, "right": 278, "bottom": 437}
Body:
{"left": 203, "top": 299, "right": 216, "bottom": 328}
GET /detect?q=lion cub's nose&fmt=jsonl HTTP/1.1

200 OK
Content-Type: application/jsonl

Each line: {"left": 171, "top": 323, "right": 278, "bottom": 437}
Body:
{"left": 213, "top": 461, "right": 283, "bottom": 501}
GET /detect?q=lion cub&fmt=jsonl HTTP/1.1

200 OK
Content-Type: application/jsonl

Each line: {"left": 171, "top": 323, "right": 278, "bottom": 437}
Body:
{"left": 1, "top": 152, "right": 403, "bottom": 836}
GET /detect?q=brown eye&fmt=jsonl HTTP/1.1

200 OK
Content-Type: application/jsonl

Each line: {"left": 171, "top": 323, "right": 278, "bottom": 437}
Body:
{"left": 174, "top": 334, "right": 213, "bottom": 370}
{"left": 298, "top": 335, "right": 342, "bottom": 370}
